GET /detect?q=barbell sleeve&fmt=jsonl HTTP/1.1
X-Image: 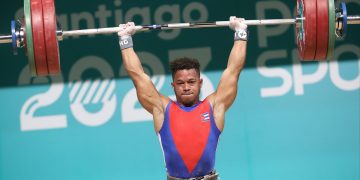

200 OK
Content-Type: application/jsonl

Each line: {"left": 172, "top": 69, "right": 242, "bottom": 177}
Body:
{"left": 347, "top": 15, "right": 360, "bottom": 24}
{"left": 0, "top": 35, "right": 12, "bottom": 44}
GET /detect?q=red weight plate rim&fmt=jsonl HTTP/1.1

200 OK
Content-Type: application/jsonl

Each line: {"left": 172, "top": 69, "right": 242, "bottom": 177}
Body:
{"left": 43, "top": 0, "right": 61, "bottom": 75}
{"left": 297, "top": 0, "right": 317, "bottom": 60}
{"left": 314, "top": 0, "right": 329, "bottom": 60}
{"left": 31, "top": 0, "right": 49, "bottom": 75}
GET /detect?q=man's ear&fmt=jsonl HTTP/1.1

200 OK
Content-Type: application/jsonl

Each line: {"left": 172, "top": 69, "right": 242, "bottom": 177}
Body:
{"left": 171, "top": 82, "right": 175, "bottom": 88}
{"left": 199, "top": 78, "right": 203, "bottom": 88}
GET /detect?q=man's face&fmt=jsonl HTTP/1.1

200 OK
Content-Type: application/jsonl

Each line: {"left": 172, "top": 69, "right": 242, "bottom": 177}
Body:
{"left": 171, "top": 69, "right": 203, "bottom": 107}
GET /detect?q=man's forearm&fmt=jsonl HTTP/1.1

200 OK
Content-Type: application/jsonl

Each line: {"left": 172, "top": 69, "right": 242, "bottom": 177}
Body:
{"left": 227, "top": 40, "right": 247, "bottom": 73}
{"left": 118, "top": 22, "right": 145, "bottom": 78}
{"left": 121, "top": 48, "right": 145, "bottom": 79}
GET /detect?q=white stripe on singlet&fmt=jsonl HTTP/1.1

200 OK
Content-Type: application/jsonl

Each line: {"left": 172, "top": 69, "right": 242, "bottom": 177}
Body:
{"left": 157, "top": 133, "right": 168, "bottom": 171}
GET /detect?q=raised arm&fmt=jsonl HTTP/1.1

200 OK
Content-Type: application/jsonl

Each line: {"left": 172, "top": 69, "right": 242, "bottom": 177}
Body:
{"left": 207, "top": 17, "right": 248, "bottom": 130}
{"left": 118, "top": 23, "right": 170, "bottom": 131}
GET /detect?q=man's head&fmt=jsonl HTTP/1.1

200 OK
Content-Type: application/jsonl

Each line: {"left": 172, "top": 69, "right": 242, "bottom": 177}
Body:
{"left": 170, "top": 57, "right": 203, "bottom": 107}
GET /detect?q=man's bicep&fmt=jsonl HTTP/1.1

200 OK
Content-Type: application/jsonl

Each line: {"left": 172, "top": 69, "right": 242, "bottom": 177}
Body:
{"left": 133, "top": 73, "right": 165, "bottom": 114}
{"left": 214, "top": 68, "right": 240, "bottom": 110}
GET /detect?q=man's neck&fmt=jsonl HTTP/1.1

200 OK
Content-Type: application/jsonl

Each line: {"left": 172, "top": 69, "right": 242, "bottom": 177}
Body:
{"left": 177, "top": 99, "right": 200, "bottom": 107}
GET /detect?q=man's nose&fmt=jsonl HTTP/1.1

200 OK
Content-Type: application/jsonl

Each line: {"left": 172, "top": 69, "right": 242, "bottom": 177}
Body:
{"left": 184, "top": 83, "right": 190, "bottom": 90}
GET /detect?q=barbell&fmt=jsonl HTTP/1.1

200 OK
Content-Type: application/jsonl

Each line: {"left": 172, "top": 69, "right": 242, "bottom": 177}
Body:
{"left": 0, "top": 0, "right": 359, "bottom": 76}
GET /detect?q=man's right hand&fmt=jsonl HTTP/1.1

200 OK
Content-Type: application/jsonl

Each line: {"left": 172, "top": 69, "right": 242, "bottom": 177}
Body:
{"left": 229, "top": 16, "right": 248, "bottom": 41}
{"left": 229, "top": 16, "right": 247, "bottom": 31}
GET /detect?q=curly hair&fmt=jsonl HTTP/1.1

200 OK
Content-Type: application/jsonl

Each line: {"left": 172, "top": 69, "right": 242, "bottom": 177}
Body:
{"left": 170, "top": 57, "right": 200, "bottom": 78}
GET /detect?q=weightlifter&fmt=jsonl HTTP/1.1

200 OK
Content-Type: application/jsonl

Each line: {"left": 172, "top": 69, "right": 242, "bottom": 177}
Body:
{"left": 118, "top": 16, "right": 248, "bottom": 180}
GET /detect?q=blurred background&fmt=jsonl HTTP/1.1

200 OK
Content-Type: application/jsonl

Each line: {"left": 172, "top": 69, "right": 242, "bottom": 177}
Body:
{"left": 0, "top": 0, "right": 359, "bottom": 179}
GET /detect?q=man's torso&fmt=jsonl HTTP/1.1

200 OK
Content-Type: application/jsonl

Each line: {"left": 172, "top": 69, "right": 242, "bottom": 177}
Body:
{"left": 158, "top": 99, "right": 221, "bottom": 179}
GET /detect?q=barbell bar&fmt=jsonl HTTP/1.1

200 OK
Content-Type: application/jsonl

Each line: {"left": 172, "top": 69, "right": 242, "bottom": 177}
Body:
{"left": 0, "top": 0, "right": 359, "bottom": 76}
{"left": 1, "top": 19, "right": 304, "bottom": 43}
